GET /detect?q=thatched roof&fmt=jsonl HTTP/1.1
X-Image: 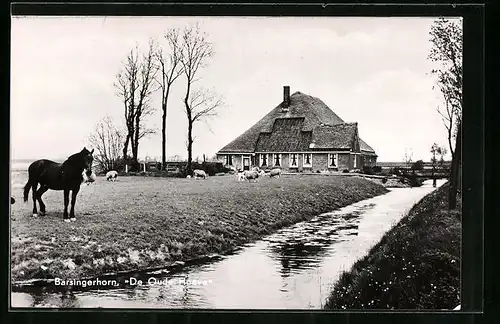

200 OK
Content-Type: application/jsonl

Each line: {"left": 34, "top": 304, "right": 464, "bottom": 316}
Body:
{"left": 359, "top": 138, "right": 377, "bottom": 156}
{"left": 255, "top": 118, "right": 312, "bottom": 152}
{"left": 217, "top": 90, "right": 376, "bottom": 154}
{"left": 218, "top": 91, "right": 344, "bottom": 153}
{"left": 311, "top": 123, "right": 357, "bottom": 150}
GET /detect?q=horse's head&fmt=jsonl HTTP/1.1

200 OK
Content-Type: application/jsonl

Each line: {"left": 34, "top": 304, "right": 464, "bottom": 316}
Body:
{"left": 81, "top": 147, "right": 94, "bottom": 177}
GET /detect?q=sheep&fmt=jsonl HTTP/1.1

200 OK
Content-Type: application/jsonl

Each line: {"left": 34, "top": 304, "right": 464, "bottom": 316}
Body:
{"left": 186, "top": 175, "right": 192, "bottom": 179}
{"left": 193, "top": 169, "right": 208, "bottom": 179}
{"left": 106, "top": 170, "right": 118, "bottom": 181}
{"left": 236, "top": 172, "right": 246, "bottom": 181}
{"left": 269, "top": 168, "right": 282, "bottom": 178}
{"left": 243, "top": 170, "right": 261, "bottom": 182}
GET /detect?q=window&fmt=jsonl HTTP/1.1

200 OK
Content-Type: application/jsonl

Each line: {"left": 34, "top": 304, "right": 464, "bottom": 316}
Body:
{"left": 273, "top": 154, "right": 281, "bottom": 167}
{"left": 328, "top": 153, "right": 338, "bottom": 168}
{"left": 225, "top": 155, "right": 233, "bottom": 166}
{"left": 289, "top": 153, "right": 298, "bottom": 168}
{"left": 353, "top": 155, "right": 357, "bottom": 168}
{"left": 260, "top": 154, "right": 268, "bottom": 167}
{"left": 303, "top": 153, "right": 312, "bottom": 167}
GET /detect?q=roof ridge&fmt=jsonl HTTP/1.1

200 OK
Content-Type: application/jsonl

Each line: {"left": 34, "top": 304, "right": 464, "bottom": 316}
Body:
{"left": 317, "top": 121, "right": 358, "bottom": 127}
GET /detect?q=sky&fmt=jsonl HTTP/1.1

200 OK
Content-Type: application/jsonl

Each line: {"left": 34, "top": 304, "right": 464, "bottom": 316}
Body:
{"left": 10, "top": 16, "right": 460, "bottom": 162}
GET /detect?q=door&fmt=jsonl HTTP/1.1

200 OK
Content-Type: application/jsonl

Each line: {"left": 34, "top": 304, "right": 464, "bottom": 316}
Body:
{"left": 243, "top": 157, "right": 250, "bottom": 171}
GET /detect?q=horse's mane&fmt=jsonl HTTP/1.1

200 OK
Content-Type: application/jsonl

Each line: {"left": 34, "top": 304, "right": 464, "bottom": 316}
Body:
{"left": 62, "top": 150, "right": 87, "bottom": 169}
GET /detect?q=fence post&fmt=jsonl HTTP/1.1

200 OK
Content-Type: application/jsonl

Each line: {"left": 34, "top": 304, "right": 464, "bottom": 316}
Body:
{"left": 125, "top": 164, "right": 128, "bottom": 173}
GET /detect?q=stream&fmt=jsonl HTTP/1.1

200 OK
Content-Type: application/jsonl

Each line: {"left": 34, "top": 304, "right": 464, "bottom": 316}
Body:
{"left": 11, "top": 179, "right": 446, "bottom": 309}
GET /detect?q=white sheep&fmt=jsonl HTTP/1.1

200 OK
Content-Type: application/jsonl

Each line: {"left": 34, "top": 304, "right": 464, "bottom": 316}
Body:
{"left": 106, "top": 170, "right": 118, "bottom": 181}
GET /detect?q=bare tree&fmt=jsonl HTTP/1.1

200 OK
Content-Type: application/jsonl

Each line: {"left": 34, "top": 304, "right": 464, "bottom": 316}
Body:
{"left": 436, "top": 95, "right": 456, "bottom": 157}
{"left": 429, "top": 17, "right": 463, "bottom": 209}
{"left": 154, "top": 29, "right": 183, "bottom": 170}
{"left": 179, "top": 24, "right": 223, "bottom": 175}
{"left": 429, "top": 18, "right": 463, "bottom": 123}
{"left": 114, "top": 40, "right": 158, "bottom": 169}
{"left": 88, "top": 116, "right": 124, "bottom": 173}
{"left": 403, "top": 147, "right": 413, "bottom": 168}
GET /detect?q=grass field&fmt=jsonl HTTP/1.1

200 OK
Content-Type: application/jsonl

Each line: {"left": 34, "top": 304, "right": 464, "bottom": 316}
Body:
{"left": 10, "top": 173, "right": 388, "bottom": 283}
{"left": 324, "top": 182, "right": 461, "bottom": 310}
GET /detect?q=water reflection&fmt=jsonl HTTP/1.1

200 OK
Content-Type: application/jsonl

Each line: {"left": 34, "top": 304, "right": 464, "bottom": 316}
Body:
{"left": 271, "top": 241, "right": 329, "bottom": 277}
{"left": 265, "top": 203, "right": 373, "bottom": 278}
{"left": 24, "top": 289, "right": 80, "bottom": 308}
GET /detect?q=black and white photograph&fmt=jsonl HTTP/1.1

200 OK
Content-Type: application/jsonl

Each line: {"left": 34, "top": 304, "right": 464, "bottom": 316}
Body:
{"left": 10, "top": 15, "right": 463, "bottom": 310}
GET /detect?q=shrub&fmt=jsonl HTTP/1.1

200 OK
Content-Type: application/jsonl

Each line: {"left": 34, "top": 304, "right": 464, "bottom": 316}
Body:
{"left": 201, "top": 162, "right": 226, "bottom": 176}
{"left": 412, "top": 160, "right": 425, "bottom": 172}
{"left": 382, "top": 177, "right": 388, "bottom": 184}
{"left": 342, "top": 169, "right": 349, "bottom": 173}
{"left": 362, "top": 166, "right": 374, "bottom": 175}
{"left": 373, "top": 166, "right": 382, "bottom": 173}
{"left": 410, "top": 177, "right": 424, "bottom": 187}
{"left": 112, "top": 157, "right": 134, "bottom": 173}
{"left": 406, "top": 172, "right": 423, "bottom": 187}
{"left": 176, "top": 162, "right": 228, "bottom": 177}
{"left": 389, "top": 167, "right": 401, "bottom": 176}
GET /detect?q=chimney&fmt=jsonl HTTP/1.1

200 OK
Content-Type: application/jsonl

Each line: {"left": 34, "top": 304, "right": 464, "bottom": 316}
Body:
{"left": 282, "top": 85, "right": 290, "bottom": 110}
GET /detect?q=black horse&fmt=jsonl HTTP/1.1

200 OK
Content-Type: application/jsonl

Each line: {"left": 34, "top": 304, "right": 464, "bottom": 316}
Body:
{"left": 23, "top": 147, "right": 94, "bottom": 222}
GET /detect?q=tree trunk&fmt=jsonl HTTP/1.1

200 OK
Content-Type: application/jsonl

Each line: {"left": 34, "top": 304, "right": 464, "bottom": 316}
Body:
{"left": 448, "top": 126, "right": 455, "bottom": 157}
{"left": 123, "top": 135, "right": 130, "bottom": 160}
{"left": 187, "top": 120, "right": 193, "bottom": 176}
{"left": 161, "top": 92, "right": 168, "bottom": 170}
{"left": 161, "top": 103, "right": 167, "bottom": 171}
{"left": 432, "top": 162, "right": 437, "bottom": 188}
{"left": 133, "top": 112, "right": 141, "bottom": 164}
{"left": 448, "top": 121, "right": 462, "bottom": 210}
{"left": 184, "top": 82, "right": 192, "bottom": 176}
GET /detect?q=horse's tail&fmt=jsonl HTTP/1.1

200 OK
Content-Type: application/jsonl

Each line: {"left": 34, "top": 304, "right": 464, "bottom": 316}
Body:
{"left": 23, "top": 179, "right": 32, "bottom": 202}
{"left": 23, "top": 162, "right": 38, "bottom": 202}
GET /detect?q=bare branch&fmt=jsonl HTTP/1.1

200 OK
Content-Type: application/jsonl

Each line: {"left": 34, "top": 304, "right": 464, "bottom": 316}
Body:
{"left": 190, "top": 88, "right": 224, "bottom": 123}
{"left": 114, "top": 40, "right": 159, "bottom": 162}
{"left": 429, "top": 17, "right": 463, "bottom": 121}
{"left": 88, "top": 116, "right": 124, "bottom": 172}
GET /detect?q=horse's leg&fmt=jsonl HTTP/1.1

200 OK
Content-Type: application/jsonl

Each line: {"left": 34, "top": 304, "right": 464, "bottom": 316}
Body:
{"left": 31, "top": 182, "right": 39, "bottom": 217}
{"left": 69, "top": 186, "right": 80, "bottom": 221}
{"left": 63, "top": 189, "right": 70, "bottom": 222}
{"left": 36, "top": 185, "right": 49, "bottom": 216}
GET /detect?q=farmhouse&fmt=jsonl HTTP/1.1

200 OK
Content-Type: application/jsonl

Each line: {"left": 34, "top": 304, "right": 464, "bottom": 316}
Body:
{"left": 216, "top": 86, "right": 377, "bottom": 172}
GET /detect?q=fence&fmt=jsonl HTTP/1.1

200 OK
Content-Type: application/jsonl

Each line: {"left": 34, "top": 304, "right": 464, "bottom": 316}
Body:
{"left": 122, "top": 161, "right": 225, "bottom": 176}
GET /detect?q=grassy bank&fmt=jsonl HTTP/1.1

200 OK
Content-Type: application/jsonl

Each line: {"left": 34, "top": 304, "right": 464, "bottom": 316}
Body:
{"left": 10, "top": 175, "right": 388, "bottom": 283}
{"left": 324, "top": 182, "right": 461, "bottom": 310}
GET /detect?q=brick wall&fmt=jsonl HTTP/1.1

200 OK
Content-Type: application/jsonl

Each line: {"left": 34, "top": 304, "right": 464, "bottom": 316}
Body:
{"left": 281, "top": 154, "right": 289, "bottom": 169}
{"left": 362, "top": 154, "right": 377, "bottom": 167}
{"left": 337, "top": 153, "right": 350, "bottom": 171}
{"left": 247, "top": 152, "right": 377, "bottom": 172}
{"left": 312, "top": 153, "right": 328, "bottom": 172}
